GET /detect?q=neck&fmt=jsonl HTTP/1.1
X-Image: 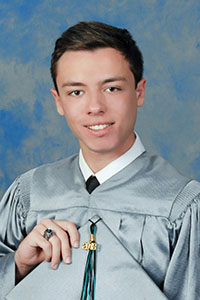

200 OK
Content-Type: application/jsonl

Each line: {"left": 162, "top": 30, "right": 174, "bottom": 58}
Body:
{"left": 83, "top": 152, "right": 120, "bottom": 173}
{"left": 80, "top": 134, "right": 135, "bottom": 173}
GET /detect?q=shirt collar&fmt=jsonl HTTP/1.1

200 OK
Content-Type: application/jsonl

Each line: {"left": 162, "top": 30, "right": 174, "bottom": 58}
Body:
{"left": 79, "top": 132, "right": 145, "bottom": 184}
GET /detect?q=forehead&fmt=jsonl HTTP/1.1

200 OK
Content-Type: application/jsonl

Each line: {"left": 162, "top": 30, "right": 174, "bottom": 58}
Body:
{"left": 56, "top": 47, "right": 133, "bottom": 82}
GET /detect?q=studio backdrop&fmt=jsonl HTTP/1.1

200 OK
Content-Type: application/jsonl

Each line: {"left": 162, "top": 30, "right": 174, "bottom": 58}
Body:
{"left": 0, "top": 0, "right": 200, "bottom": 198}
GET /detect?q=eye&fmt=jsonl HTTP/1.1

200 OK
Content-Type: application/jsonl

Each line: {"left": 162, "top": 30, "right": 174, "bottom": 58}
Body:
{"left": 69, "top": 90, "right": 84, "bottom": 96}
{"left": 106, "top": 87, "right": 121, "bottom": 93}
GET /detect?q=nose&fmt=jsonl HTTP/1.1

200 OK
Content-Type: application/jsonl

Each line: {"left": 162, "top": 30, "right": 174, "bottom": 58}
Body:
{"left": 87, "top": 91, "right": 106, "bottom": 115}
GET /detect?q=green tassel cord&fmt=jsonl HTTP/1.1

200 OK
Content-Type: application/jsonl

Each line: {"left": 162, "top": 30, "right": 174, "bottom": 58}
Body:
{"left": 81, "top": 219, "right": 101, "bottom": 300}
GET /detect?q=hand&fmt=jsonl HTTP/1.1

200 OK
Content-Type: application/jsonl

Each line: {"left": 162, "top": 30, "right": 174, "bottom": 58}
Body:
{"left": 15, "top": 219, "right": 79, "bottom": 282}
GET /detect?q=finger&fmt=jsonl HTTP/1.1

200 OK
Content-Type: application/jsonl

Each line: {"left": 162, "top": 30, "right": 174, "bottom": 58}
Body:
{"left": 54, "top": 220, "right": 79, "bottom": 248}
{"left": 48, "top": 231, "right": 71, "bottom": 265}
{"left": 53, "top": 221, "right": 79, "bottom": 264}
{"left": 32, "top": 224, "right": 53, "bottom": 262}
{"left": 48, "top": 234, "right": 61, "bottom": 269}
{"left": 52, "top": 220, "right": 79, "bottom": 262}
{"left": 34, "top": 234, "right": 52, "bottom": 262}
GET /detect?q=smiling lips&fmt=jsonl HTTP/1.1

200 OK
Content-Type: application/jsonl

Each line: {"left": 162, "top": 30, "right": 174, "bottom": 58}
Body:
{"left": 87, "top": 123, "right": 113, "bottom": 130}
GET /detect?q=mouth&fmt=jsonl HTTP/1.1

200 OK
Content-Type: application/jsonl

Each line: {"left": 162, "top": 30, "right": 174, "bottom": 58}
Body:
{"left": 86, "top": 123, "right": 114, "bottom": 130}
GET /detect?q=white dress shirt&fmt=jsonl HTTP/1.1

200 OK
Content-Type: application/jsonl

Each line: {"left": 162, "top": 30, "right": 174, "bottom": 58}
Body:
{"left": 79, "top": 133, "right": 145, "bottom": 184}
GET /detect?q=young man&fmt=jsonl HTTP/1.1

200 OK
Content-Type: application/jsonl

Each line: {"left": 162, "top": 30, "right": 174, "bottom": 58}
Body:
{"left": 0, "top": 21, "right": 200, "bottom": 300}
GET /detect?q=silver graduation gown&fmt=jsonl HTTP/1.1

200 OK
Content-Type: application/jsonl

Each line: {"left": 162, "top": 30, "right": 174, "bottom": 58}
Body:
{"left": 0, "top": 151, "right": 200, "bottom": 300}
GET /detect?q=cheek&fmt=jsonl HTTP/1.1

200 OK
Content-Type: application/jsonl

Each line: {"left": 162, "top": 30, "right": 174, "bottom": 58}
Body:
{"left": 116, "top": 97, "right": 137, "bottom": 117}
{"left": 63, "top": 105, "right": 82, "bottom": 132}
{"left": 62, "top": 101, "right": 75, "bottom": 117}
{"left": 117, "top": 99, "right": 137, "bottom": 130}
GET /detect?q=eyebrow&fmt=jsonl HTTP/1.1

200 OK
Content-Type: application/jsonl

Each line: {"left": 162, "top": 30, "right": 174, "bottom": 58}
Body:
{"left": 61, "top": 77, "right": 127, "bottom": 88}
{"left": 101, "top": 77, "right": 127, "bottom": 84}
{"left": 62, "top": 82, "right": 87, "bottom": 88}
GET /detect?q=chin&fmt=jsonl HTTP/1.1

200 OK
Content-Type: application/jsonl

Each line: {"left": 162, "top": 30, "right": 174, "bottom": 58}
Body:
{"left": 80, "top": 137, "right": 123, "bottom": 155}
{"left": 88, "top": 143, "right": 121, "bottom": 155}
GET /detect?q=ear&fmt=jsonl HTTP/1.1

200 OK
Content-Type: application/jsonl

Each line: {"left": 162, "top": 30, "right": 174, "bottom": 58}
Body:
{"left": 50, "top": 88, "right": 65, "bottom": 116}
{"left": 135, "top": 78, "right": 146, "bottom": 107}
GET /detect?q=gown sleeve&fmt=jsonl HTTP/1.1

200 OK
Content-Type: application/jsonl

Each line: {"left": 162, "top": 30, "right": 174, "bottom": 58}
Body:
{"left": 164, "top": 193, "right": 200, "bottom": 300}
{"left": 0, "top": 177, "right": 28, "bottom": 299}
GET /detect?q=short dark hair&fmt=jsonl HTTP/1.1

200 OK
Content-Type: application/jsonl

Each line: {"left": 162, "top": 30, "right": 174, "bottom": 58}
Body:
{"left": 50, "top": 21, "right": 144, "bottom": 91}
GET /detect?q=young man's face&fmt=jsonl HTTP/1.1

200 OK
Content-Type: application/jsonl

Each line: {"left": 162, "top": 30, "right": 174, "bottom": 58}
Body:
{"left": 51, "top": 47, "right": 145, "bottom": 160}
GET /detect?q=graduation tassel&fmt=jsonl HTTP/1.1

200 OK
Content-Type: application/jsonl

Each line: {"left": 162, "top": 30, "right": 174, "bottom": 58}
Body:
{"left": 81, "top": 218, "right": 101, "bottom": 300}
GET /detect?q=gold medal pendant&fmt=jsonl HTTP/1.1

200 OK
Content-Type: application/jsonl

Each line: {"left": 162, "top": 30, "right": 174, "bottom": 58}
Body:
{"left": 82, "top": 233, "right": 97, "bottom": 251}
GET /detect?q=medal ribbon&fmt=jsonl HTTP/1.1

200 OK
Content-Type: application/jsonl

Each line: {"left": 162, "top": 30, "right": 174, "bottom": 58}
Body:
{"left": 80, "top": 218, "right": 101, "bottom": 300}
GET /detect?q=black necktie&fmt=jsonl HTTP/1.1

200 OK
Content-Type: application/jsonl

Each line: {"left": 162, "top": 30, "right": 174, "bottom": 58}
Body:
{"left": 86, "top": 175, "right": 100, "bottom": 194}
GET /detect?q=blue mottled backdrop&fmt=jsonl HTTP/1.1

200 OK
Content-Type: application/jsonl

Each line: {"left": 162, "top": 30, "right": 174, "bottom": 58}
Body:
{"left": 0, "top": 0, "right": 200, "bottom": 198}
